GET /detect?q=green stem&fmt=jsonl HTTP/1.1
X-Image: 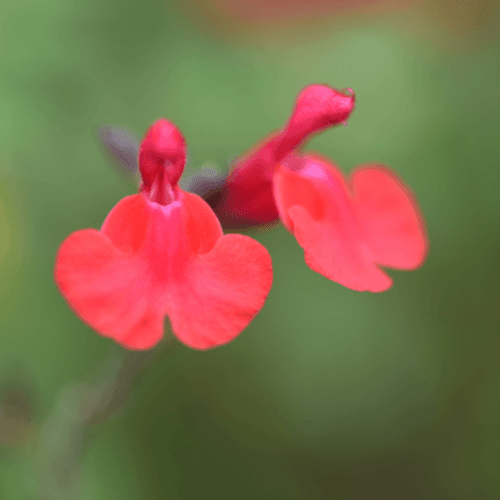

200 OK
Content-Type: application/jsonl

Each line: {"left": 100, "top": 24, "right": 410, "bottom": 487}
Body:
{"left": 37, "top": 335, "right": 177, "bottom": 500}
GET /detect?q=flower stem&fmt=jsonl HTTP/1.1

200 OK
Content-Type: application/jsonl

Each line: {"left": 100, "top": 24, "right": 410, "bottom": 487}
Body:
{"left": 37, "top": 334, "right": 177, "bottom": 500}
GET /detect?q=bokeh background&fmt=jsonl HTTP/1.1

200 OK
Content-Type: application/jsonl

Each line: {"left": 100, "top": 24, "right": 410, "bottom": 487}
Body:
{"left": 1, "top": 0, "right": 499, "bottom": 498}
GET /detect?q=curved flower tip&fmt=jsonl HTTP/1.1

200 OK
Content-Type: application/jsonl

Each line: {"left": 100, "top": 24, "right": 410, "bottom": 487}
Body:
{"left": 284, "top": 85, "right": 355, "bottom": 147}
{"left": 219, "top": 84, "right": 355, "bottom": 226}
{"left": 55, "top": 120, "right": 273, "bottom": 350}
{"left": 273, "top": 154, "right": 428, "bottom": 292}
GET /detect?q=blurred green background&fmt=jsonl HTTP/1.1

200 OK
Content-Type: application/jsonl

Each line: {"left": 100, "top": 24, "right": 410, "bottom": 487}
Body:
{"left": 1, "top": 0, "right": 499, "bottom": 498}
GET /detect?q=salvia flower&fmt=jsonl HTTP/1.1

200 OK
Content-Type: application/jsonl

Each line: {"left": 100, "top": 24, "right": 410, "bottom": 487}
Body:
{"left": 55, "top": 119, "right": 273, "bottom": 350}
{"left": 217, "top": 85, "right": 428, "bottom": 292}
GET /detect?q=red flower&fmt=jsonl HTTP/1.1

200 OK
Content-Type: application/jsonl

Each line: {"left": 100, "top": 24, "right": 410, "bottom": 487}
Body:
{"left": 217, "top": 85, "right": 428, "bottom": 292}
{"left": 55, "top": 119, "right": 273, "bottom": 350}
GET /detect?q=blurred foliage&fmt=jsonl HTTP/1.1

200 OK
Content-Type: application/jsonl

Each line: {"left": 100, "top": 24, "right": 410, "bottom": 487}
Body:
{"left": 0, "top": 0, "right": 499, "bottom": 498}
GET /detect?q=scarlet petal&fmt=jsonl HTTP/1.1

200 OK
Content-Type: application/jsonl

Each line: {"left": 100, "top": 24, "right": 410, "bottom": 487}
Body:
{"left": 352, "top": 166, "right": 428, "bottom": 269}
{"left": 55, "top": 228, "right": 164, "bottom": 349}
{"left": 101, "top": 194, "right": 148, "bottom": 254}
{"left": 168, "top": 233, "right": 273, "bottom": 350}
{"left": 274, "top": 156, "right": 426, "bottom": 292}
{"left": 181, "top": 190, "right": 222, "bottom": 255}
{"left": 55, "top": 191, "right": 273, "bottom": 350}
{"left": 169, "top": 191, "right": 273, "bottom": 349}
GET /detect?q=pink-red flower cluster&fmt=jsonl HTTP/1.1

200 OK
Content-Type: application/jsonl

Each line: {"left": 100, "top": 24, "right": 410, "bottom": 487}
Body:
{"left": 57, "top": 84, "right": 428, "bottom": 351}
